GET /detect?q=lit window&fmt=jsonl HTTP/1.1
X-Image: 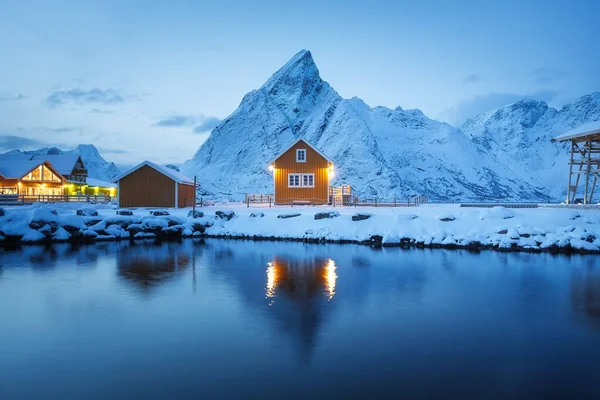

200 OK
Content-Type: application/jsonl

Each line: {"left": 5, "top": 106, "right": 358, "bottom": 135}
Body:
{"left": 289, "top": 174, "right": 301, "bottom": 187}
{"left": 288, "top": 173, "right": 314, "bottom": 188}
{"left": 296, "top": 149, "right": 306, "bottom": 162}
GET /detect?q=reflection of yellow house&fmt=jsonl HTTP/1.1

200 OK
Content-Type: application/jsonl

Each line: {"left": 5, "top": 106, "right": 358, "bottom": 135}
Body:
{"left": 266, "top": 257, "right": 337, "bottom": 303}
{"left": 0, "top": 160, "right": 65, "bottom": 196}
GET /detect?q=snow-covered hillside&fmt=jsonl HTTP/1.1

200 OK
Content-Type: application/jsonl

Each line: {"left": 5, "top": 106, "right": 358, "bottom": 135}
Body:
{"left": 461, "top": 93, "right": 600, "bottom": 199}
{"left": 3, "top": 144, "right": 120, "bottom": 182}
{"left": 182, "top": 49, "right": 598, "bottom": 202}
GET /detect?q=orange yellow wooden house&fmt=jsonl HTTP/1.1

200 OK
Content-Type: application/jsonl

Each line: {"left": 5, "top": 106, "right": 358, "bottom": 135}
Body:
{"left": 268, "top": 138, "right": 334, "bottom": 205}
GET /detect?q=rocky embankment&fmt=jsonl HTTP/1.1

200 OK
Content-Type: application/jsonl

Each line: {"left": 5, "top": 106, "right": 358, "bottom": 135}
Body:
{"left": 1, "top": 205, "right": 599, "bottom": 254}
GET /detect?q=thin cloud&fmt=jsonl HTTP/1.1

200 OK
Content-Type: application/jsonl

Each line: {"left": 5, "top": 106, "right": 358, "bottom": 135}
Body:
{"left": 530, "top": 67, "right": 568, "bottom": 84}
{"left": 0, "top": 135, "right": 49, "bottom": 151}
{"left": 90, "top": 108, "right": 115, "bottom": 114}
{"left": 462, "top": 74, "right": 483, "bottom": 85}
{"left": 193, "top": 117, "right": 221, "bottom": 133}
{"left": 0, "top": 93, "right": 26, "bottom": 102}
{"left": 154, "top": 114, "right": 197, "bottom": 127}
{"left": 98, "top": 147, "right": 130, "bottom": 155}
{"left": 45, "top": 88, "right": 125, "bottom": 107}
{"left": 153, "top": 113, "right": 222, "bottom": 132}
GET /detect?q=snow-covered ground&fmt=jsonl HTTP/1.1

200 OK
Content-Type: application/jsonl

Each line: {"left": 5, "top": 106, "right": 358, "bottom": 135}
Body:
{"left": 1, "top": 202, "right": 599, "bottom": 253}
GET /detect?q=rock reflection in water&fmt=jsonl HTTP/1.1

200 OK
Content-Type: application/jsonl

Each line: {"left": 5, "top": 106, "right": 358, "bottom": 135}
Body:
{"left": 116, "top": 241, "right": 192, "bottom": 292}
{"left": 571, "top": 258, "right": 600, "bottom": 329}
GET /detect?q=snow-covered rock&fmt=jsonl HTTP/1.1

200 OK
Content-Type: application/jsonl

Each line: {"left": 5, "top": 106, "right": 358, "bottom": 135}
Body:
{"left": 480, "top": 206, "right": 515, "bottom": 220}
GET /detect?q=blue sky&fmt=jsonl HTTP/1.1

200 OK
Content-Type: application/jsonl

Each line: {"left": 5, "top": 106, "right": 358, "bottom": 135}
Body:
{"left": 0, "top": 0, "right": 598, "bottom": 165}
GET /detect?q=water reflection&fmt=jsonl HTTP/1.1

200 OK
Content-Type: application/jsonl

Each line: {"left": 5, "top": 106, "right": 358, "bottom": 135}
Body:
{"left": 265, "top": 257, "right": 337, "bottom": 304}
{"left": 3, "top": 242, "right": 600, "bottom": 398}
{"left": 116, "top": 241, "right": 192, "bottom": 292}
{"left": 571, "top": 259, "right": 600, "bottom": 329}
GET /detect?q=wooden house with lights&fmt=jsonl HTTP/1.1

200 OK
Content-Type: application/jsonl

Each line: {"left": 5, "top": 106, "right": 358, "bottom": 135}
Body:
{"left": 0, "top": 159, "right": 65, "bottom": 197}
{"left": 268, "top": 138, "right": 334, "bottom": 205}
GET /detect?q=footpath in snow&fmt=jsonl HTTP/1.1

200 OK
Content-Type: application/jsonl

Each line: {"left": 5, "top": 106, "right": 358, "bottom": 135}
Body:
{"left": 0, "top": 203, "right": 599, "bottom": 254}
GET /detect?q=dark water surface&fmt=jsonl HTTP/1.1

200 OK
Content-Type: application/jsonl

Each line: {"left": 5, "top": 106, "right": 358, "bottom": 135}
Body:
{"left": 1, "top": 240, "right": 600, "bottom": 399}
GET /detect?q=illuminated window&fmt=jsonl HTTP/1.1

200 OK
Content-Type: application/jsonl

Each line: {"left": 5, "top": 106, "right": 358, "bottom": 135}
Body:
{"left": 288, "top": 173, "right": 314, "bottom": 188}
{"left": 289, "top": 174, "right": 301, "bottom": 187}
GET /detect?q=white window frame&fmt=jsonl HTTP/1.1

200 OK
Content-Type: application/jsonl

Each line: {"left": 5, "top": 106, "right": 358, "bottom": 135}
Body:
{"left": 296, "top": 149, "right": 307, "bottom": 163}
{"left": 288, "top": 173, "right": 314, "bottom": 188}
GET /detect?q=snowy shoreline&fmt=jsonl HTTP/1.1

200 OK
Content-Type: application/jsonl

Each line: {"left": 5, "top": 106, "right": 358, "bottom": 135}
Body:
{"left": 1, "top": 203, "right": 600, "bottom": 254}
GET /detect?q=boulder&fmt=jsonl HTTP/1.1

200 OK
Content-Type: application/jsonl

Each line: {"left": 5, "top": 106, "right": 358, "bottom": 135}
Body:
{"left": 81, "top": 229, "right": 99, "bottom": 243}
{"left": 250, "top": 212, "right": 264, "bottom": 218}
{"left": 76, "top": 208, "right": 98, "bottom": 217}
{"left": 315, "top": 211, "right": 340, "bottom": 220}
{"left": 84, "top": 218, "right": 103, "bottom": 227}
{"left": 187, "top": 210, "right": 204, "bottom": 218}
{"left": 438, "top": 213, "right": 455, "bottom": 222}
{"left": 165, "top": 216, "right": 185, "bottom": 227}
{"left": 215, "top": 210, "right": 235, "bottom": 221}
{"left": 162, "top": 225, "right": 184, "bottom": 241}
{"left": 190, "top": 222, "right": 206, "bottom": 233}
{"left": 278, "top": 213, "right": 301, "bottom": 219}
{"left": 150, "top": 210, "right": 170, "bottom": 216}
{"left": 369, "top": 235, "right": 384, "bottom": 247}
{"left": 29, "top": 208, "right": 59, "bottom": 232}
{"left": 497, "top": 229, "right": 508, "bottom": 234}
{"left": 126, "top": 223, "right": 144, "bottom": 236}
{"left": 59, "top": 215, "right": 86, "bottom": 233}
{"left": 116, "top": 210, "right": 133, "bottom": 216}
{"left": 352, "top": 213, "right": 372, "bottom": 221}
{"left": 37, "top": 224, "right": 54, "bottom": 238}
{"left": 105, "top": 216, "right": 140, "bottom": 229}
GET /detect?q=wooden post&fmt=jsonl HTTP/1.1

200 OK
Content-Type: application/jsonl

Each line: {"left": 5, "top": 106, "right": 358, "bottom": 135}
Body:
{"left": 269, "top": 195, "right": 272, "bottom": 208}
{"left": 585, "top": 140, "right": 592, "bottom": 204}
{"left": 567, "top": 140, "right": 575, "bottom": 204}
{"left": 375, "top": 198, "right": 378, "bottom": 208}
{"left": 246, "top": 195, "right": 249, "bottom": 208}
{"left": 193, "top": 176, "right": 197, "bottom": 213}
{"left": 394, "top": 196, "right": 396, "bottom": 207}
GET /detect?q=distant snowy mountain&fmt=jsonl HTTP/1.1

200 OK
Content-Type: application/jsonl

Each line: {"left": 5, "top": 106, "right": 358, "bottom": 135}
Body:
{"left": 461, "top": 93, "right": 600, "bottom": 199}
{"left": 3, "top": 144, "right": 120, "bottom": 182}
{"left": 182, "top": 49, "right": 598, "bottom": 201}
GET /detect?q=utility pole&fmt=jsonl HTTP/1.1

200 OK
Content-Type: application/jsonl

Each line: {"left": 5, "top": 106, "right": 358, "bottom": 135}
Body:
{"left": 193, "top": 176, "right": 197, "bottom": 213}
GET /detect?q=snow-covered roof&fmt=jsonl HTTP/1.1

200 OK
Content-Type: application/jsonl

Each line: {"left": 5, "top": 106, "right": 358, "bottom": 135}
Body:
{"left": 30, "top": 154, "right": 82, "bottom": 175}
{"left": 268, "top": 137, "right": 334, "bottom": 165}
{"left": 0, "top": 160, "right": 52, "bottom": 179}
{"left": 552, "top": 120, "right": 600, "bottom": 142}
{"left": 86, "top": 177, "right": 117, "bottom": 188}
{"left": 113, "top": 160, "right": 195, "bottom": 185}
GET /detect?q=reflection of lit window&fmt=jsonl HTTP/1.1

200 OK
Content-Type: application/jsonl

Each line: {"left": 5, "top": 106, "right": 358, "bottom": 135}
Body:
{"left": 323, "top": 259, "right": 337, "bottom": 300}
{"left": 266, "top": 262, "right": 277, "bottom": 302}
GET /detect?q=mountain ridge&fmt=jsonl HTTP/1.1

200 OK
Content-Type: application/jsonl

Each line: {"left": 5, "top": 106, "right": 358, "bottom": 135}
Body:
{"left": 183, "top": 49, "right": 581, "bottom": 201}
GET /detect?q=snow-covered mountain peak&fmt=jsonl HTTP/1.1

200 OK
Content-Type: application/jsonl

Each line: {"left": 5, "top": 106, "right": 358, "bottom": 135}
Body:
{"left": 559, "top": 92, "right": 600, "bottom": 126}
{"left": 262, "top": 49, "right": 319, "bottom": 94}
{"left": 74, "top": 144, "right": 103, "bottom": 159}
{"left": 181, "top": 49, "right": 600, "bottom": 202}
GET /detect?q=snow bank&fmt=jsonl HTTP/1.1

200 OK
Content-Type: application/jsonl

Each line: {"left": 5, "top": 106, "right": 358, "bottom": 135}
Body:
{"left": 0, "top": 203, "right": 599, "bottom": 254}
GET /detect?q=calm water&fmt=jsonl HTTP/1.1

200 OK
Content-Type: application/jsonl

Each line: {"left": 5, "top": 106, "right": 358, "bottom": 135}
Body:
{"left": 1, "top": 240, "right": 600, "bottom": 399}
